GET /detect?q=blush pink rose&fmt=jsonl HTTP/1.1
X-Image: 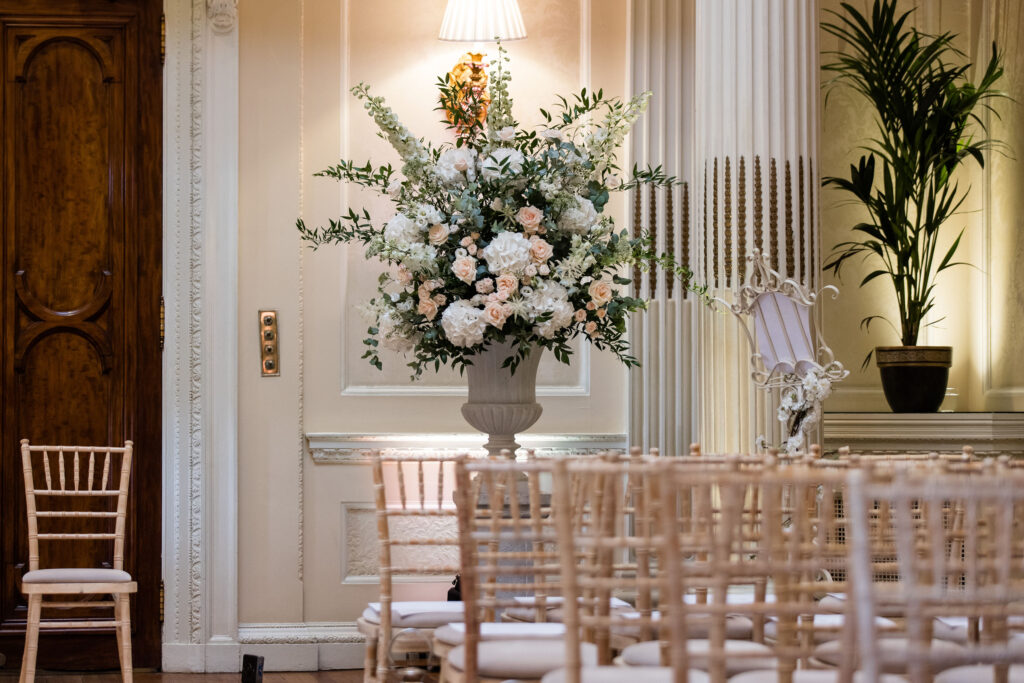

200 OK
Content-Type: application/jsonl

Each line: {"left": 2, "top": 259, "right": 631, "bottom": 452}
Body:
{"left": 482, "top": 301, "right": 509, "bottom": 329}
{"left": 418, "top": 298, "right": 439, "bottom": 321}
{"left": 516, "top": 205, "right": 544, "bottom": 231}
{"left": 452, "top": 255, "right": 477, "bottom": 284}
{"left": 496, "top": 273, "right": 518, "bottom": 297}
{"left": 529, "top": 236, "right": 553, "bottom": 263}
{"left": 427, "top": 223, "right": 449, "bottom": 245}
{"left": 588, "top": 280, "right": 614, "bottom": 306}
{"left": 574, "top": 309, "right": 587, "bottom": 323}
{"left": 584, "top": 321, "right": 598, "bottom": 335}
{"left": 396, "top": 265, "right": 413, "bottom": 286}
{"left": 475, "top": 278, "right": 495, "bottom": 294}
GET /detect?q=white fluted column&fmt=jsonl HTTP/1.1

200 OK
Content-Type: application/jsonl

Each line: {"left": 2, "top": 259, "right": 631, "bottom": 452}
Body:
{"left": 627, "top": 0, "right": 699, "bottom": 456}
{"left": 694, "top": 0, "right": 821, "bottom": 452}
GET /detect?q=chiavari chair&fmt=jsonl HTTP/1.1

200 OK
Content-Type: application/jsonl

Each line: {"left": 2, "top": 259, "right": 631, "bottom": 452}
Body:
{"left": 848, "top": 463, "right": 1024, "bottom": 683}
{"left": 545, "top": 456, "right": 716, "bottom": 683}
{"left": 19, "top": 440, "right": 136, "bottom": 683}
{"left": 358, "top": 451, "right": 466, "bottom": 682}
{"left": 445, "top": 456, "right": 593, "bottom": 683}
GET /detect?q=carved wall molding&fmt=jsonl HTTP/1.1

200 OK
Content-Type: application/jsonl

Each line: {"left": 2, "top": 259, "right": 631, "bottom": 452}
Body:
{"left": 163, "top": 0, "right": 239, "bottom": 671}
{"left": 206, "top": 0, "right": 238, "bottom": 34}
{"left": 306, "top": 432, "right": 629, "bottom": 464}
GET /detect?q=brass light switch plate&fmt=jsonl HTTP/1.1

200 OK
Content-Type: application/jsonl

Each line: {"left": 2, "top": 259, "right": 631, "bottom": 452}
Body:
{"left": 259, "top": 310, "right": 280, "bottom": 377}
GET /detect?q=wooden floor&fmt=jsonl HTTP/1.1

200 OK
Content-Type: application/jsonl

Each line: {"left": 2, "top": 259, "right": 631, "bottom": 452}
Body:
{"left": 0, "top": 673, "right": 364, "bottom": 683}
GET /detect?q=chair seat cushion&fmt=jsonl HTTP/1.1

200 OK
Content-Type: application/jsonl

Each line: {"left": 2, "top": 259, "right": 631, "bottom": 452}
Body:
{"left": 813, "top": 636, "right": 966, "bottom": 674}
{"left": 610, "top": 614, "right": 754, "bottom": 641}
{"left": 361, "top": 601, "right": 463, "bottom": 628}
{"left": 434, "top": 622, "right": 566, "bottom": 645}
{"left": 22, "top": 568, "right": 132, "bottom": 583}
{"left": 355, "top": 617, "right": 437, "bottom": 647}
{"left": 935, "top": 665, "right": 1024, "bottom": 682}
{"left": 764, "top": 614, "right": 897, "bottom": 644}
{"left": 542, "top": 666, "right": 708, "bottom": 683}
{"left": 621, "top": 639, "right": 775, "bottom": 676}
{"left": 448, "top": 639, "right": 597, "bottom": 679}
{"left": 817, "top": 593, "right": 903, "bottom": 618}
{"left": 731, "top": 670, "right": 907, "bottom": 683}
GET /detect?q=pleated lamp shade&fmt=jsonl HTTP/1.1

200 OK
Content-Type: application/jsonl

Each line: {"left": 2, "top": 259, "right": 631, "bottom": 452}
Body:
{"left": 438, "top": 0, "right": 527, "bottom": 42}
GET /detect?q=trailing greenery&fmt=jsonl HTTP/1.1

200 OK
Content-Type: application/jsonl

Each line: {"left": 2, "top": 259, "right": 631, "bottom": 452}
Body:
{"left": 821, "top": 0, "right": 1006, "bottom": 359}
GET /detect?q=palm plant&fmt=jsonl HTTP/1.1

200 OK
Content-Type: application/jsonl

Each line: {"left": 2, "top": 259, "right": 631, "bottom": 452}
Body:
{"left": 822, "top": 0, "right": 1005, "bottom": 358}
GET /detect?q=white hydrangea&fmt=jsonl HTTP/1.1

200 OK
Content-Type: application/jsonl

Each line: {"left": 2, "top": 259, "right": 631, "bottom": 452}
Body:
{"left": 383, "top": 213, "right": 420, "bottom": 246}
{"left": 480, "top": 147, "right": 525, "bottom": 181}
{"left": 440, "top": 300, "right": 487, "bottom": 348}
{"left": 411, "top": 203, "right": 444, "bottom": 229}
{"left": 434, "top": 148, "right": 477, "bottom": 185}
{"left": 557, "top": 195, "right": 599, "bottom": 234}
{"left": 481, "top": 231, "right": 532, "bottom": 275}
{"left": 377, "top": 309, "right": 417, "bottom": 353}
{"left": 525, "top": 280, "right": 574, "bottom": 337}
{"left": 534, "top": 298, "right": 574, "bottom": 338}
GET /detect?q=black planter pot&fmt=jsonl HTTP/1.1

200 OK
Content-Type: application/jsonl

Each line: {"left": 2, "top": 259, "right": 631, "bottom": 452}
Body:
{"left": 875, "top": 346, "right": 952, "bottom": 413}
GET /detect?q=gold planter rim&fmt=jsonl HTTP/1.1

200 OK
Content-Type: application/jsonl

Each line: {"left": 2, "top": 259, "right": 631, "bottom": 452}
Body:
{"left": 875, "top": 345, "right": 952, "bottom": 368}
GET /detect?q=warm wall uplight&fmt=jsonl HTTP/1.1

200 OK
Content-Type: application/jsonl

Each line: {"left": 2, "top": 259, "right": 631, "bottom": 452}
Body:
{"left": 438, "top": 0, "right": 527, "bottom": 126}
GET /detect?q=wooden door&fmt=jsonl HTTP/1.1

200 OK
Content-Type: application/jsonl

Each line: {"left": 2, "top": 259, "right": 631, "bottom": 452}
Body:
{"left": 0, "top": 0, "right": 162, "bottom": 670}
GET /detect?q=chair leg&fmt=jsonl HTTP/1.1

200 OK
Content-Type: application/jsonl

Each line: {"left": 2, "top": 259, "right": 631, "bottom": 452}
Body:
{"left": 114, "top": 594, "right": 133, "bottom": 683}
{"left": 20, "top": 594, "right": 41, "bottom": 683}
{"left": 362, "top": 634, "right": 376, "bottom": 683}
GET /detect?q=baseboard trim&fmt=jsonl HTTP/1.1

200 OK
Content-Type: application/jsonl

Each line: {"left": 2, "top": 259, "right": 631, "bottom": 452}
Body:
{"left": 163, "top": 625, "right": 365, "bottom": 672}
{"left": 238, "top": 622, "right": 366, "bottom": 671}
{"left": 162, "top": 643, "right": 207, "bottom": 672}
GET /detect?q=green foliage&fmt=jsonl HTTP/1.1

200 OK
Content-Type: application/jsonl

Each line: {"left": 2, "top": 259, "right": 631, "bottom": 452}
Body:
{"left": 822, "top": 0, "right": 1006, "bottom": 347}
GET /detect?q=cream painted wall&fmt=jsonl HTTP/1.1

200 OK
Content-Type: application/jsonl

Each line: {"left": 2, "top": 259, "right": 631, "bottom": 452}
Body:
{"left": 238, "top": 0, "right": 631, "bottom": 626}
{"left": 819, "top": 0, "right": 1024, "bottom": 412}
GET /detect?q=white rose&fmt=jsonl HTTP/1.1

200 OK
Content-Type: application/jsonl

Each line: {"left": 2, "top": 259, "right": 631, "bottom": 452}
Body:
{"left": 498, "top": 126, "right": 516, "bottom": 142}
{"left": 557, "top": 195, "right": 599, "bottom": 234}
{"left": 480, "top": 148, "right": 525, "bottom": 181}
{"left": 386, "top": 178, "right": 403, "bottom": 199}
{"left": 541, "top": 128, "right": 565, "bottom": 143}
{"left": 383, "top": 213, "right": 420, "bottom": 246}
{"left": 606, "top": 174, "right": 622, "bottom": 189}
{"left": 440, "top": 300, "right": 487, "bottom": 348}
{"left": 481, "top": 231, "right": 533, "bottom": 275}
{"left": 435, "top": 148, "right": 477, "bottom": 185}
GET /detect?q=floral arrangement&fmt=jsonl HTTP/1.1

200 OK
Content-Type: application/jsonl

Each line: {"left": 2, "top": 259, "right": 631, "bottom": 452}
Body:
{"left": 772, "top": 367, "right": 834, "bottom": 454}
{"left": 298, "top": 44, "right": 702, "bottom": 378}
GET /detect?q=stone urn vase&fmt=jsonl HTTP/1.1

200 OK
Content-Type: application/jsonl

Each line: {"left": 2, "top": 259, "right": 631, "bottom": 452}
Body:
{"left": 461, "top": 340, "right": 543, "bottom": 457}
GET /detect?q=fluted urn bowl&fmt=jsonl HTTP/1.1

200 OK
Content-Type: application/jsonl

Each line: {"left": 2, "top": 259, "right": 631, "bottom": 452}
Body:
{"left": 461, "top": 340, "right": 543, "bottom": 457}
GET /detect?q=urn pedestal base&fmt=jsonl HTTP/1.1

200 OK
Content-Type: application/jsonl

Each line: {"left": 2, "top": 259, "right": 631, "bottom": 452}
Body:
{"left": 461, "top": 341, "right": 544, "bottom": 457}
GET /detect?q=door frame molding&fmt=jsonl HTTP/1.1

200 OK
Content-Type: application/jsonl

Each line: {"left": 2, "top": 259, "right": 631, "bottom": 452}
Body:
{"left": 161, "top": 0, "right": 239, "bottom": 672}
